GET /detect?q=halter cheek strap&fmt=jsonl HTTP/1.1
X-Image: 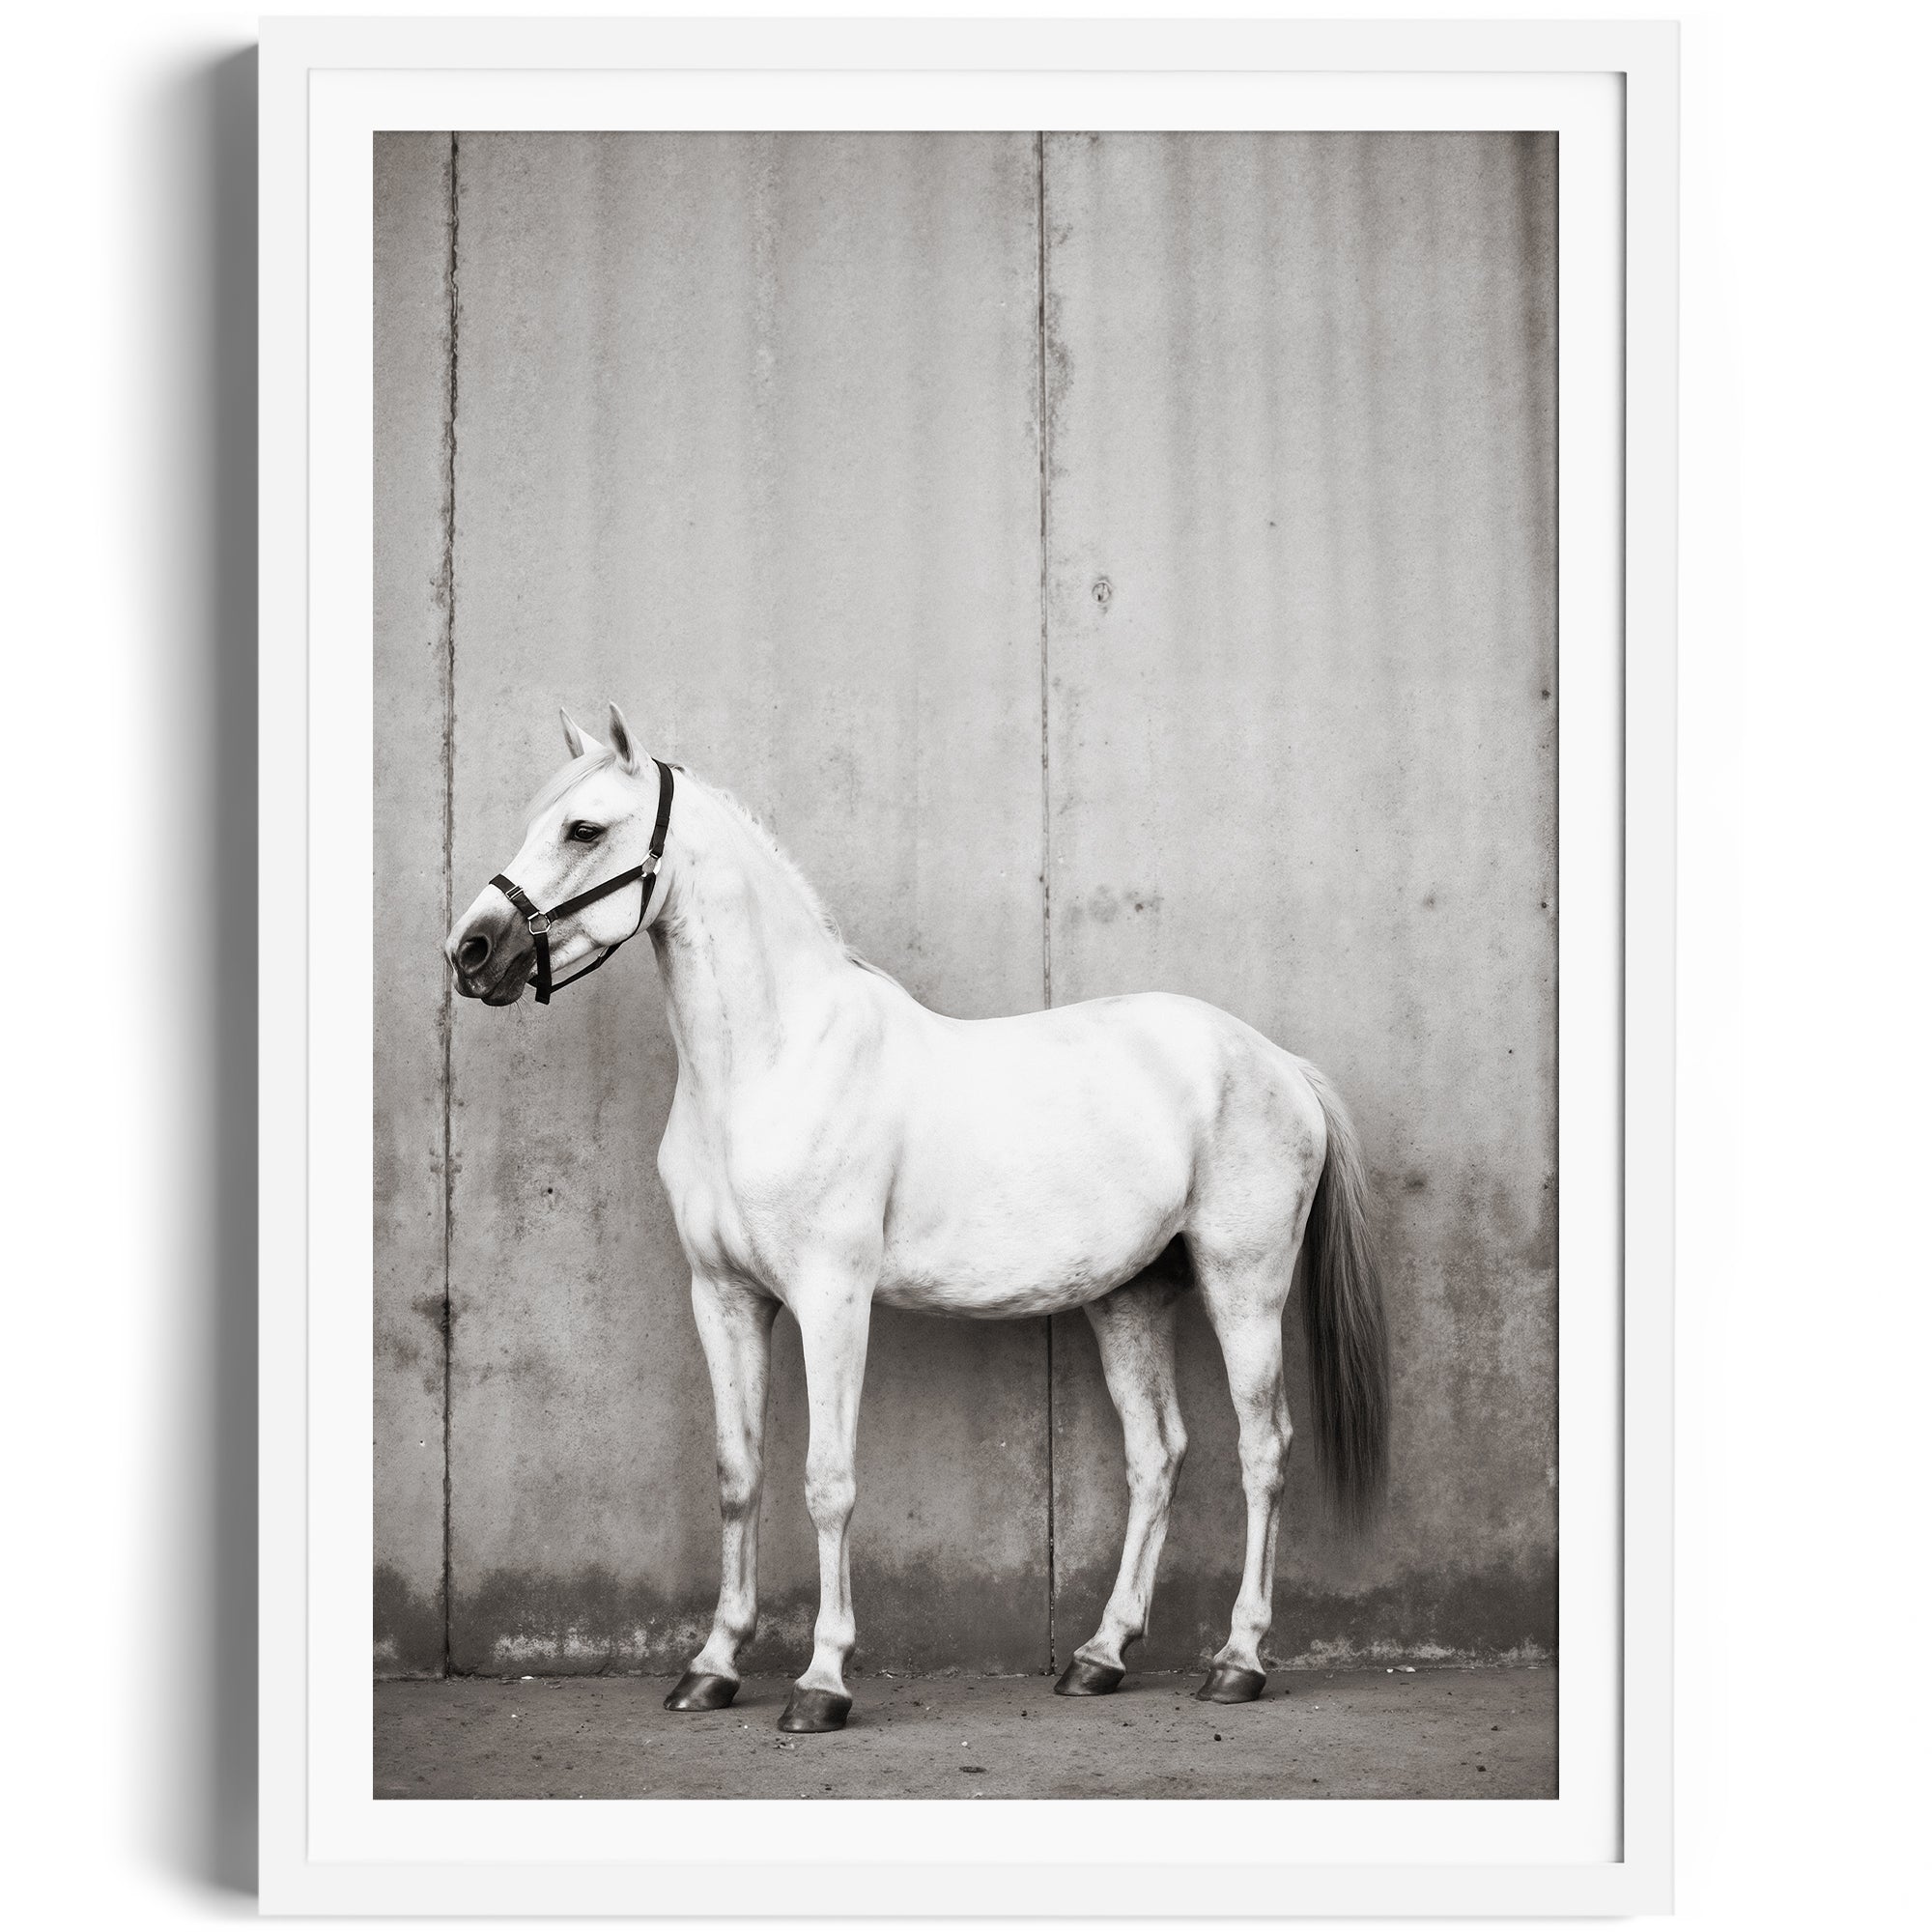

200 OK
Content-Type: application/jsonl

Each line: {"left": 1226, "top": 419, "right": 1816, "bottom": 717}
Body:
{"left": 490, "top": 757, "right": 674, "bottom": 1005}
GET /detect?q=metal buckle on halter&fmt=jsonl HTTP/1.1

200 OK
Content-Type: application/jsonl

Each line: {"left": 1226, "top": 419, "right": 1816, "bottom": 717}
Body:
{"left": 526, "top": 911, "right": 552, "bottom": 936}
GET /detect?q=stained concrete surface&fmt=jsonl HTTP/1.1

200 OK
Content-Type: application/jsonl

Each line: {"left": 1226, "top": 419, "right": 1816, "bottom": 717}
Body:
{"left": 375, "top": 1667, "right": 1553, "bottom": 1801}
{"left": 1043, "top": 131, "right": 1557, "bottom": 1667}
{"left": 374, "top": 130, "right": 1558, "bottom": 1678}
{"left": 437, "top": 131, "right": 1054, "bottom": 1677}
{"left": 372, "top": 131, "right": 456, "bottom": 1675}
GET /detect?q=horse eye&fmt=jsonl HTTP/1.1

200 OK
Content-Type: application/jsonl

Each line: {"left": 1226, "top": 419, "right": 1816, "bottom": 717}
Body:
{"left": 569, "top": 820, "right": 601, "bottom": 842}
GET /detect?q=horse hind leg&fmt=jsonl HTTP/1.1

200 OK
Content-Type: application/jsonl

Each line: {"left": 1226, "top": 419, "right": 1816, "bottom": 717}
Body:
{"left": 1055, "top": 1270, "right": 1188, "bottom": 1696}
{"left": 1195, "top": 1252, "right": 1295, "bottom": 1704}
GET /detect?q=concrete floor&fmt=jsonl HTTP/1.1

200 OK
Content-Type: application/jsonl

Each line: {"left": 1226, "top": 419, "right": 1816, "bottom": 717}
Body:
{"left": 376, "top": 1666, "right": 1554, "bottom": 1801}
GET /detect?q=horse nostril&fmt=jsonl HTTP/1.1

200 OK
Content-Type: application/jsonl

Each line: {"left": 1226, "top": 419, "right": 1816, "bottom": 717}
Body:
{"left": 459, "top": 932, "right": 492, "bottom": 975}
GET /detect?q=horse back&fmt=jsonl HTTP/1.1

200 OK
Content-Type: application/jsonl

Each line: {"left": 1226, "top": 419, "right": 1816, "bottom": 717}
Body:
{"left": 873, "top": 990, "right": 1320, "bottom": 1317}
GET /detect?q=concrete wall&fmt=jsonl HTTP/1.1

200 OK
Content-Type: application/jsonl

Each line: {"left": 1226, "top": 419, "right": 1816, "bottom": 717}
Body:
{"left": 374, "top": 131, "right": 1555, "bottom": 1678}
{"left": 1041, "top": 134, "right": 1557, "bottom": 1665}
{"left": 373, "top": 134, "right": 456, "bottom": 1674}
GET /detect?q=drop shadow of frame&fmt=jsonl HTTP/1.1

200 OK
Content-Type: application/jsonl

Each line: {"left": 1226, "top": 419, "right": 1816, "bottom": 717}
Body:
{"left": 146, "top": 43, "right": 259, "bottom": 1898}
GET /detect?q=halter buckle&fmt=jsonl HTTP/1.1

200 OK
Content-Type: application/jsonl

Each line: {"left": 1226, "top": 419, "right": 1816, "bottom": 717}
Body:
{"left": 526, "top": 912, "right": 552, "bottom": 936}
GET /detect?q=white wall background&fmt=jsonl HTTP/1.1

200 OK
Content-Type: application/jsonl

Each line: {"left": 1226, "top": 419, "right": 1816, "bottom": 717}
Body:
{"left": 1, "top": 3, "right": 1924, "bottom": 1928}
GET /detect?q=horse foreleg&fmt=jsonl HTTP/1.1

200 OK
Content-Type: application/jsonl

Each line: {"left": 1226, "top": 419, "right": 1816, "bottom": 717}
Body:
{"left": 1199, "top": 1284, "right": 1293, "bottom": 1704}
{"left": 1056, "top": 1281, "right": 1187, "bottom": 1695}
{"left": 780, "top": 1275, "right": 872, "bottom": 1733}
{"left": 666, "top": 1274, "right": 777, "bottom": 1713}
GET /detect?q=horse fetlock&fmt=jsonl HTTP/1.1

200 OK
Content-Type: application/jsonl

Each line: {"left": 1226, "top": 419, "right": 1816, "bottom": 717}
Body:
{"left": 810, "top": 1610, "right": 857, "bottom": 1660}
{"left": 1219, "top": 1600, "right": 1273, "bottom": 1664}
{"left": 797, "top": 1642, "right": 854, "bottom": 1697}
{"left": 1075, "top": 1631, "right": 1131, "bottom": 1670}
{"left": 701, "top": 1605, "right": 756, "bottom": 1657}
{"left": 1212, "top": 1640, "right": 1266, "bottom": 1680}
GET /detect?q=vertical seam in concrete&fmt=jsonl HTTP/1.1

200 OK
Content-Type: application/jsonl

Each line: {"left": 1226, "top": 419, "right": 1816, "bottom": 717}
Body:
{"left": 1549, "top": 131, "right": 1563, "bottom": 1611}
{"left": 1036, "top": 134, "right": 1054, "bottom": 1016}
{"left": 437, "top": 130, "right": 461, "bottom": 1680}
{"left": 1035, "top": 130, "right": 1057, "bottom": 1672}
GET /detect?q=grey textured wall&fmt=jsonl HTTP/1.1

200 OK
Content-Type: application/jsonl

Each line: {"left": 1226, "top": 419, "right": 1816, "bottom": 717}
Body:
{"left": 373, "top": 133, "right": 457, "bottom": 1673}
{"left": 374, "top": 131, "right": 1555, "bottom": 1679}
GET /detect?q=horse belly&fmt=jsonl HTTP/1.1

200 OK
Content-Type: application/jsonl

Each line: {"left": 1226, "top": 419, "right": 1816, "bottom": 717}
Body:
{"left": 876, "top": 1116, "right": 1192, "bottom": 1320}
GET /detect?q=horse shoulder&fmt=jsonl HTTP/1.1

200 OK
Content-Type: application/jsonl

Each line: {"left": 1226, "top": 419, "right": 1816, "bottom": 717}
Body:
{"left": 722, "top": 980, "right": 907, "bottom": 1240}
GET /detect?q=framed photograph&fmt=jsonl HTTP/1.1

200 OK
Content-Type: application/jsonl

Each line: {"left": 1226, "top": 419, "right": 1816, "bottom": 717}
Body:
{"left": 260, "top": 14, "right": 1677, "bottom": 1916}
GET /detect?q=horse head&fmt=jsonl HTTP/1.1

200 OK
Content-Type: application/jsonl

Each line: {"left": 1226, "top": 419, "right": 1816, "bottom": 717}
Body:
{"left": 444, "top": 701, "right": 668, "bottom": 1006}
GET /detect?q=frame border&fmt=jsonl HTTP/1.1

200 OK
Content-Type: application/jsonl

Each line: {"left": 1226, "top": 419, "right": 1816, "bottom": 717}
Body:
{"left": 260, "top": 14, "right": 1676, "bottom": 1916}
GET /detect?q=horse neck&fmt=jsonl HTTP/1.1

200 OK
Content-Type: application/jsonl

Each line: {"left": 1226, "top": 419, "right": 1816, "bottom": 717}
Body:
{"left": 648, "top": 781, "right": 849, "bottom": 1091}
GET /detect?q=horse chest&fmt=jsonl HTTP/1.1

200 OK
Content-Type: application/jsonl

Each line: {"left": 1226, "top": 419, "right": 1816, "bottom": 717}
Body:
{"left": 659, "top": 1094, "right": 877, "bottom": 1286}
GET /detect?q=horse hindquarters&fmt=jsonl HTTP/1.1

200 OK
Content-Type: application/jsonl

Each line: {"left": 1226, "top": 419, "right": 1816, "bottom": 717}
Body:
{"left": 1182, "top": 1051, "right": 1382, "bottom": 1699}
{"left": 1191, "top": 1248, "right": 1295, "bottom": 1694}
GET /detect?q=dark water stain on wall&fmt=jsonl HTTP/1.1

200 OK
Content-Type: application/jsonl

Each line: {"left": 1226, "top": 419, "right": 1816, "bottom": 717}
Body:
{"left": 374, "top": 1563, "right": 447, "bottom": 1678}
{"left": 451, "top": 1563, "right": 1049, "bottom": 1677}
{"left": 1054, "top": 1554, "right": 1556, "bottom": 1672}
{"left": 440, "top": 1553, "right": 1552, "bottom": 1681}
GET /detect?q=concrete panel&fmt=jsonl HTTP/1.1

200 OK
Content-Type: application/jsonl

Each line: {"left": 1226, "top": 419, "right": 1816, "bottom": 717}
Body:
{"left": 442, "top": 134, "right": 1051, "bottom": 1673}
{"left": 372, "top": 134, "right": 456, "bottom": 1675}
{"left": 1042, "top": 134, "right": 1557, "bottom": 1665}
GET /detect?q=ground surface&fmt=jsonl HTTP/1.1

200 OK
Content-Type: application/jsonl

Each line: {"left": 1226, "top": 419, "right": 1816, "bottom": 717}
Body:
{"left": 376, "top": 1666, "right": 1553, "bottom": 1800}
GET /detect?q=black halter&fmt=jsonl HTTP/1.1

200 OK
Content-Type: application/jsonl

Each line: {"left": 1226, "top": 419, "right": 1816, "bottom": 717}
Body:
{"left": 490, "top": 758, "right": 674, "bottom": 1005}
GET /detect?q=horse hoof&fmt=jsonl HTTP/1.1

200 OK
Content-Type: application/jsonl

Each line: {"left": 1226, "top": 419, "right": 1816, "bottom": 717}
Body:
{"left": 1053, "top": 1658, "right": 1125, "bottom": 1696}
{"left": 665, "top": 1669, "right": 738, "bottom": 1713}
{"left": 778, "top": 1688, "right": 852, "bottom": 1733}
{"left": 1195, "top": 1664, "right": 1267, "bottom": 1704}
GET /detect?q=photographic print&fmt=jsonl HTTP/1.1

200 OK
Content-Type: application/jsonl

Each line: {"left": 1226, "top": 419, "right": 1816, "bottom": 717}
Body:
{"left": 372, "top": 128, "right": 1557, "bottom": 1803}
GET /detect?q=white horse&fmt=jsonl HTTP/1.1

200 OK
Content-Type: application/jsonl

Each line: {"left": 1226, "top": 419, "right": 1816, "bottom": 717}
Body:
{"left": 446, "top": 703, "right": 1390, "bottom": 1733}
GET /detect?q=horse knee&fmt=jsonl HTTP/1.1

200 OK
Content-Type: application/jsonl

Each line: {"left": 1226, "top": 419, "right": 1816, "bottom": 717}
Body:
{"left": 804, "top": 1461, "right": 857, "bottom": 1528}
{"left": 717, "top": 1467, "right": 759, "bottom": 1520}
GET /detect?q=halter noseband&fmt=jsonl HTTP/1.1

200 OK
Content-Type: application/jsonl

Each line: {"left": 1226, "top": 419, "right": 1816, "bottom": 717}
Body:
{"left": 489, "top": 757, "right": 674, "bottom": 1005}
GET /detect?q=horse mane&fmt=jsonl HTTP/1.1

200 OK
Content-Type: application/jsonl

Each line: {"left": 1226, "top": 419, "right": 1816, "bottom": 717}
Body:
{"left": 704, "top": 782, "right": 905, "bottom": 985}
{"left": 528, "top": 749, "right": 903, "bottom": 987}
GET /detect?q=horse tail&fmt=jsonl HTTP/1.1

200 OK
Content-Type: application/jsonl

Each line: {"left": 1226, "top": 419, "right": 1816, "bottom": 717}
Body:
{"left": 1296, "top": 1062, "right": 1391, "bottom": 1529}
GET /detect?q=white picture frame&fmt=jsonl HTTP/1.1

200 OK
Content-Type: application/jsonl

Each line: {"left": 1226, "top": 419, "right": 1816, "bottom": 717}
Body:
{"left": 260, "top": 14, "right": 1677, "bottom": 1916}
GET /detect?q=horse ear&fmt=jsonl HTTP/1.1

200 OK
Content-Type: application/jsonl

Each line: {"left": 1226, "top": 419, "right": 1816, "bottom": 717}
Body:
{"left": 559, "top": 706, "right": 605, "bottom": 760}
{"left": 607, "top": 701, "right": 644, "bottom": 775}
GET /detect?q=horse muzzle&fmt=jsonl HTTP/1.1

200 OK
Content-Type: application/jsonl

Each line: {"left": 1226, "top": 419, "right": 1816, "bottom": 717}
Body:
{"left": 444, "top": 903, "right": 534, "bottom": 1004}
